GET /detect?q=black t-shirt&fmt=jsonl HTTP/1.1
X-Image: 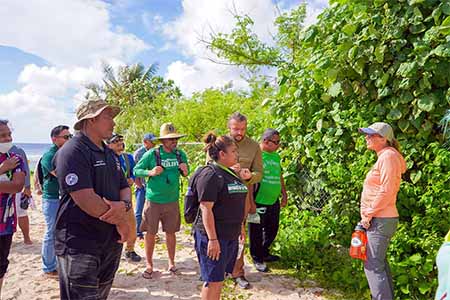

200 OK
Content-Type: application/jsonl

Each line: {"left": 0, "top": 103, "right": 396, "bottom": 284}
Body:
{"left": 194, "top": 165, "right": 247, "bottom": 240}
{"left": 54, "top": 132, "right": 129, "bottom": 255}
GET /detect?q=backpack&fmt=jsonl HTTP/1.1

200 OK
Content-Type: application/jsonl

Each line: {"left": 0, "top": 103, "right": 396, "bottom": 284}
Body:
{"left": 184, "top": 164, "right": 224, "bottom": 224}
{"left": 36, "top": 157, "right": 45, "bottom": 186}
{"left": 154, "top": 146, "right": 183, "bottom": 169}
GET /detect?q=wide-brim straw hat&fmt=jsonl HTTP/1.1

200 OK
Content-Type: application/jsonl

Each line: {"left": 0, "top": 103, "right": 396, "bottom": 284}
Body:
{"left": 158, "top": 122, "right": 186, "bottom": 140}
{"left": 73, "top": 98, "right": 121, "bottom": 130}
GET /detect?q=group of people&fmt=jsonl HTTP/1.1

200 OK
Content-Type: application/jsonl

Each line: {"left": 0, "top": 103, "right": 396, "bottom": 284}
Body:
{"left": 0, "top": 96, "right": 448, "bottom": 300}
{"left": 0, "top": 98, "right": 288, "bottom": 300}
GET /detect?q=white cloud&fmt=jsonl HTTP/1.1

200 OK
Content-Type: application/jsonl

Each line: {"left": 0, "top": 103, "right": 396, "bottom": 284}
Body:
{"left": 163, "top": 0, "right": 327, "bottom": 95}
{"left": 0, "top": 64, "right": 105, "bottom": 142}
{"left": 0, "top": 0, "right": 149, "bottom": 67}
{"left": 0, "top": 0, "right": 151, "bottom": 142}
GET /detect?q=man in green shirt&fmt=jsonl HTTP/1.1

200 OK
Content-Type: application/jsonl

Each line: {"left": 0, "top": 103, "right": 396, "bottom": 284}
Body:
{"left": 133, "top": 123, "right": 189, "bottom": 278}
{"left": 249, "top": 129, "right": 287, "bottom": 273}
{"left": 40, "top": 125, "right": 71, "bottom": 277}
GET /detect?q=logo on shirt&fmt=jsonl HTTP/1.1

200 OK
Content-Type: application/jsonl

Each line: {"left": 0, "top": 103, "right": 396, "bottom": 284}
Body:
{"left": 65, "top": 173, "right": 79, "bottom": 186}
{"left": 93, "top": 160, "right": 106, "bottom": 167}
{"left": 227, "top": 182, "right": 248, "bottom": 194}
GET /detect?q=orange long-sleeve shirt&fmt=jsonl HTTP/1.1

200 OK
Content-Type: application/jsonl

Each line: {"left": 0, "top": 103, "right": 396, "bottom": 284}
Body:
{"left": 360, "top": 147, "right": 406, "bottom": 220}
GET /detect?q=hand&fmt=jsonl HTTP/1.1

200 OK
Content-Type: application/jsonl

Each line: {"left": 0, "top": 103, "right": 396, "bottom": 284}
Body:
{"left": 207, "top": 239, "right": 221, "bottom": 261}
{"left": 127, "top": 178, "right": 134, "bottom": 187}
{"left": 116, "top": 221, "right": 130, "bottom": 244}
{"left": 360, "top": 218, "right": 371, "bottom": 229}
{"left": 149, "top": 166, "right": 164, "bottom": 177}
{"left": 230, "top": 163, "right": 241, "bottom": 173}
{"left": 99, "top": 198, "right": 126, "bottom": 225}
{"left": 135, "top": 178, "right": 144, "bottom": 189}
{"left": 239, "top": 168, "right": 252, "bottom": 180}
{"left": 179, "top": 163, "right": 188, "bottom": 177}
{"left": 0, "top": 156, "right": 19, "bottom": 173}
{"left": 23, "top": 187, "right": 32, "bottom": 197}
{"left": 281, "top": 195, "right": 288, "bottom": 208}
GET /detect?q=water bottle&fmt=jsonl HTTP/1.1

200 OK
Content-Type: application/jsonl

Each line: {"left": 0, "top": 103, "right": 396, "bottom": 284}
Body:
{"left": 349, "top": 224, "right": 368, "bottom": 261}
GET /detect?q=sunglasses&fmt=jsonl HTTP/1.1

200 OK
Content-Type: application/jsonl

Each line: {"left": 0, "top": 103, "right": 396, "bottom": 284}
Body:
{"left": 268, "top": 139, "right": 280, "bottom": 145}
{"left": 111, "top": 139, "right": 124, "bottom": 144}
{"left": 57, "top": 134, "right": 73, "bottom": 140}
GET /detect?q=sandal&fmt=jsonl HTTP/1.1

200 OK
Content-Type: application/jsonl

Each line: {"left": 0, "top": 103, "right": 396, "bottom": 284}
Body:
{"left": 142, "top": 270, "right": 153, "bottom": 279}
{"left": 168, "top": 266, "right": 180, "bottom": 275}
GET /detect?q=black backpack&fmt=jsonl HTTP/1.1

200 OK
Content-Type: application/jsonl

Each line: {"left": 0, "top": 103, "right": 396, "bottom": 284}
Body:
{"left": 36, "top": 157, "right": 45, "bottom": 186}
{"left": 184, "top": 164, "right": 224, "bottom": 224}
{"left": 154, "top": 146, "right": 183, "bottom": 168}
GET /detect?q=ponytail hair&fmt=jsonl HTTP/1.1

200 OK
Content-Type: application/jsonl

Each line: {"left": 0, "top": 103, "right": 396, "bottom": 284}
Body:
{"left": 203, "top": 131, "right": 235, "bottom": 161}
{"left": 387, "top": 138, "right": 402, "bottom": 155}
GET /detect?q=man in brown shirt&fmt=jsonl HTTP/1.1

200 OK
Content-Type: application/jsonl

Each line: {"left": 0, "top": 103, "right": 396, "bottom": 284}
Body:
{"left": 227, "top": 112, "right": 263, "bottom": 289}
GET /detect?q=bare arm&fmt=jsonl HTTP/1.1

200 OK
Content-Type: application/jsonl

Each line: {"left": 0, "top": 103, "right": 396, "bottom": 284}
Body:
{"left": 280, "top": 175, "right": 288, "bottom": 207}
{"left": 69, "top": 188, "right": 111, "bottom": 219}
{"left": 0, "top": 171, "right": 25, "bottom": 194}
{"left": 200, "top": 201, "right": 221, "bottom": 261}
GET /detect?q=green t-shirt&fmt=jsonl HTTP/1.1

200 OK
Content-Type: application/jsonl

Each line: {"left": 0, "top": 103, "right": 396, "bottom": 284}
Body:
{"left": 133, "top": 146, "right": 189, "bottom": 203}
{"left": 255, "top": 151, "right": 282, "bottom": 205}
{"left": 41, "top": 144, "right": 60, "bottom": 199}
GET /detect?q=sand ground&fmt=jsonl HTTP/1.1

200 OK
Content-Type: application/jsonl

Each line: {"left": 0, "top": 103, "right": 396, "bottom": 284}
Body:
{"left": 3, "top": 197, "right": 328, "bottom": 300}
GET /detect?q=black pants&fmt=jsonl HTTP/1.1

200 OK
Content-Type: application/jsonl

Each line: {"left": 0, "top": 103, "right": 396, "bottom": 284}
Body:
{"left": 248, "top": 201, "right": 280, "bottom": 263}
{"left": 0, "top": 234, "right": 13, "bottom": 278}
{"left": 57, "top": 242, "right": 122, "bottom": 300}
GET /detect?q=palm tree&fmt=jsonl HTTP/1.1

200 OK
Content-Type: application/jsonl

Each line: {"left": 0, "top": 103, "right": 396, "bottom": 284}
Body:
{"left": 86, "top": 62, "right": 159, "bottom": 106}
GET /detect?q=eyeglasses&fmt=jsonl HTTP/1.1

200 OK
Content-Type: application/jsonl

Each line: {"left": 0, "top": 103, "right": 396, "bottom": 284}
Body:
{"left": 268, "top": 139, "right": 280, "bottom": 145}
{"left": 57, "top": 134, "right": 73, "bottom": 140}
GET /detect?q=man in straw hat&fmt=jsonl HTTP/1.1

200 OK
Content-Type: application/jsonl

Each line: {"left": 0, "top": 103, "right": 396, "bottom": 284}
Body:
{"left": 54, "top": 97, "right": 132, "bottom": 299}
{"left": 134, "top": 122, "right": 189, "bottom": 279}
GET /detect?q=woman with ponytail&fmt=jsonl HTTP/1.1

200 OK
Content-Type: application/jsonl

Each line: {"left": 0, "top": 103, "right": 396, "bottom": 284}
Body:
{"left": 194, "top": 132, "right": 250, "bottom": 300}
{"left": 358, "top": 122, "right": 407, "bottom": 300}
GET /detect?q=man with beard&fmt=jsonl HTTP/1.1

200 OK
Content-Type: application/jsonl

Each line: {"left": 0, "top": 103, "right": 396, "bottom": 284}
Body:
{"left": 134, "top": 123, "right": 189, "bottom": 279}
{"left": 227, "top": 112, "right": 263, "bottom": 289}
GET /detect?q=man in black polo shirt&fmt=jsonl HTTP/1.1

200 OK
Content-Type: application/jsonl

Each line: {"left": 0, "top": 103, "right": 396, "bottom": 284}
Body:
{"left": 55, "top": 98, "right": 131, "bottom": 300}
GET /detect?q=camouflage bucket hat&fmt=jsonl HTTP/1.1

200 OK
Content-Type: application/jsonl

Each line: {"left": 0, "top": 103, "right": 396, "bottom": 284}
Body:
{"left": 158, "top": 123, "right": 186, "bottom": 140}
{"left": 73, "top": 98, "right": 121, "bottom": 130}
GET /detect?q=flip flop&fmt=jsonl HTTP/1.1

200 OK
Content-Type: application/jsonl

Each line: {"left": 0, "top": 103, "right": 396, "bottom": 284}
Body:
{"left": 142, "top": 270, "right": 153, "bottom": 279}
{"left": 168, "top": 267, "right": 180, "bottom": 275}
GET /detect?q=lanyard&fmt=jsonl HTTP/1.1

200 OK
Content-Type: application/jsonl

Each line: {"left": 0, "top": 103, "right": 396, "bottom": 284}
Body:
{"left": 213, "top": 162, "right": 240, "bottom": 180}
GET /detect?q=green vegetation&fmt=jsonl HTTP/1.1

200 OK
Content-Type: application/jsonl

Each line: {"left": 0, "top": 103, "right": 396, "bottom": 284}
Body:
{"left": 87, "top": 0, "right": 450, "bottom": 299}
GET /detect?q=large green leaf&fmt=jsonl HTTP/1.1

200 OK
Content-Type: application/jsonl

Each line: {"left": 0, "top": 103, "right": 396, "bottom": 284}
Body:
{"left": 417, "top": 94, "right": 437, "bottom": 112}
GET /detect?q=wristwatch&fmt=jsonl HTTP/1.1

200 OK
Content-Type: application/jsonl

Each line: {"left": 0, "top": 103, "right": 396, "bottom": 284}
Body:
{"left": 121, "top": 199, "right": 132, "bottom": 212}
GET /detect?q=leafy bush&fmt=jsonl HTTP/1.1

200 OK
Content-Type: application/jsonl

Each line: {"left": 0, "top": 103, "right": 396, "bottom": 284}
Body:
{"left": 270, "top": 0, "right": 450, "bottom": 298}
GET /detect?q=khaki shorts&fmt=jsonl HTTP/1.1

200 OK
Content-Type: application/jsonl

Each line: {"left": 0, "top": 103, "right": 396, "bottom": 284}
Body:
{"left": 140, "top": 201, "right": 181, "bottom": 234}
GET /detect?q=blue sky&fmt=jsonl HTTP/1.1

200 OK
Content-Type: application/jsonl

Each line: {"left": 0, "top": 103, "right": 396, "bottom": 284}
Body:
{"left": 0, "top": 0, "right": 328, "bottom": 142}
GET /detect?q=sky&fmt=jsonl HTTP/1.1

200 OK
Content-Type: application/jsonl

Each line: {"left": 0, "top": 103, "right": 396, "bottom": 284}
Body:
{"left": 0, "top": 0, "right": 328, "bottom": 143}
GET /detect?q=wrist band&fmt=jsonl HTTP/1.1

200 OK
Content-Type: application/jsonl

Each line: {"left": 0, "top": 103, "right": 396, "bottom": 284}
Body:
{"left": 209, "top": 239, "right": 217, "bottom": 241}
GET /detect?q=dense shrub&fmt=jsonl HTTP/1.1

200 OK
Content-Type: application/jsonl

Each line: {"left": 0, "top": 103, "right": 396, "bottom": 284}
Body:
{"left": 271, "top": 0, "right": 450, "bottom": 298}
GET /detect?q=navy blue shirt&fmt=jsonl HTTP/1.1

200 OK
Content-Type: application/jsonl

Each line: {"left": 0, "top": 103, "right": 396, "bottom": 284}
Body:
{"left": 54, "top": 132, "right": 129, "bottom": 255}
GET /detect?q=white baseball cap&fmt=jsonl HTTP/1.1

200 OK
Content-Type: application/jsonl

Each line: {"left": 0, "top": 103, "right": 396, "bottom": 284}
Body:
{"left": 359, "top": 122, "right": 394, "bottom": 142}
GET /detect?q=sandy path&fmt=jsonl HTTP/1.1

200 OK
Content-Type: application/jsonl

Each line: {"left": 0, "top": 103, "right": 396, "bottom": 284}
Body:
{"left": 3, "top": 197, "right": 328, "bottom": 300}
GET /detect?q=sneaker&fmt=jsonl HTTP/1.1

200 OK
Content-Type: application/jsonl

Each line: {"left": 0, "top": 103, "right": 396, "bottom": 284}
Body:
{"left": 254, "top": 262, "right": 269, "bottom": 273}
{"left": 125, "top": 251, "right": 142, "bottom": 262}
{"left": 263, "top": 254, "right": 280, "bottom": 262}
{"left": 234, "top": 276, "right": 250, "bottom": 289}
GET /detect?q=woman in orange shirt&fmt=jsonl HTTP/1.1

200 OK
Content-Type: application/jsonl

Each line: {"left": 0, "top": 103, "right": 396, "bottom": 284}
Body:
{"left": 359, "top": 122, "right": 407, "bottom": 300}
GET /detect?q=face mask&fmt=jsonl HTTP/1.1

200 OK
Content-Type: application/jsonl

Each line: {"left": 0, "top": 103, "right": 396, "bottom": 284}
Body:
{"left": 0, "top": 142, "right": 12, "bottom": 154}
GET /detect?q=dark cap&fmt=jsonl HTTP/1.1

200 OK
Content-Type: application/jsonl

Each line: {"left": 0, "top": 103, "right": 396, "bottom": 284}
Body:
{"left": 106, "top": 133, "right": 123, "bottom": 144}
{"left": 261, "top": 128, "right": 280, "bottom": 140}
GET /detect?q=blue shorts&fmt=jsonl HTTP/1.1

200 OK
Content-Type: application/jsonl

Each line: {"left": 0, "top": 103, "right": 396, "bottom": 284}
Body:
{"left": 194, "top": 230, "right": 238, "bottom": 283}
